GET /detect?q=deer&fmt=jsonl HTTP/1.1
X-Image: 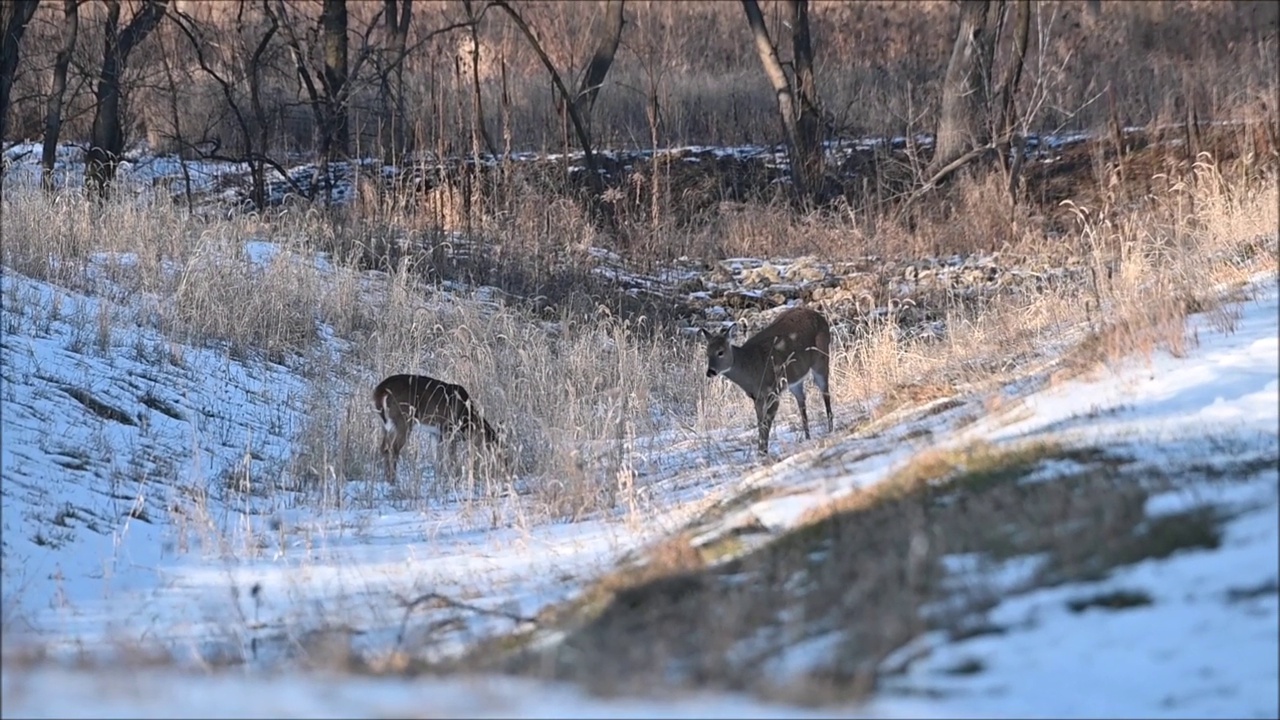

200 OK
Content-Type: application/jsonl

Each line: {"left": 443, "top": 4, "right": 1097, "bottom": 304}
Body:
{"left": 700, "top": 306, "right": 834, "bottom": 456}
{"left": 372, "top": 374, "right": 501, "bottom": 483}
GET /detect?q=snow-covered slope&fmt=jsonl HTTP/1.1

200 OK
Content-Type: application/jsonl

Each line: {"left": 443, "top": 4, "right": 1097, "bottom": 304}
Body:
{"left": 0, "top": 265, "right": 744, "bottom": 666}
{"left": 2, "top": 260, "right": 1276, "bottom": 717}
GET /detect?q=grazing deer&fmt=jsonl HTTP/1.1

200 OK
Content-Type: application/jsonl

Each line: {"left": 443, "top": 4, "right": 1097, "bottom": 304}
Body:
{"left": 373, "top": 374, "right": 500, "bottom": 482}
{"left": 701, "top": 306, "right": 833, "bottom": 456}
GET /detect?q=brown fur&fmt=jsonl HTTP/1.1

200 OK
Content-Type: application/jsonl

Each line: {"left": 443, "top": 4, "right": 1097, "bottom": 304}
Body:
{"left": 701, "top": 306, "right": 834, "bottom": 456}
{"left": 373, "top": 374, "right": 500, "bottom": 482}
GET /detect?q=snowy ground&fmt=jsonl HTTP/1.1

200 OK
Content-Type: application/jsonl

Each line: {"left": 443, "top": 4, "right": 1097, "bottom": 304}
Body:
{"left": 3, "top": 269, "right": 1274, "bottom": 716}
{"left": 873, "top": 276, "right": 1279, "bottom": 717}
{"left": 1, "top": 128, "right": 1104, "bottom": 211}
{"left": 0, "top": 665, "right": 870, "bottom": 720}
{"left": 2, "top": 140, "right": 1276, "bottom": 716}
{"left": 0, "top": 264, "right": 748, "bottom": 668}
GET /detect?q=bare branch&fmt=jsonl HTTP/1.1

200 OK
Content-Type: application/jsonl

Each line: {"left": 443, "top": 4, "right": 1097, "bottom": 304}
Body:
{"left": 395, "top": 591, "right": 535, "bottom": 647}
{"left": 490, "top": 0, "right": 600, "bottom": 188}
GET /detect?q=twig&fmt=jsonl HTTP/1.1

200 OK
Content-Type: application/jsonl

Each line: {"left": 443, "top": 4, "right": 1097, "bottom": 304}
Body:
{"left": 893, "top": 141, "right": 998, "bottom": 224}
{"left": 394, "top": 590, "right": 535, "bottom": 646}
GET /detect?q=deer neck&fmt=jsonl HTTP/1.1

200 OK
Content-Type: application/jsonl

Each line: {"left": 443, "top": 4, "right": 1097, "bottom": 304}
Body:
{"left": 724, "top": 345, "right": 772, "bottom": 395}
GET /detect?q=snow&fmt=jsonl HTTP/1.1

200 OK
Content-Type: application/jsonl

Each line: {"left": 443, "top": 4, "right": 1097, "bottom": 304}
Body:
{"left": 704, "top": 274, "right": 1279, "bottom": 719}
{"left": 960, "top": 297, "right": 1279, "bottom": 446}
{"left": 880, "top": 500, "right": 1278, "bottom": 718}
{"left": 866, "top": 275, "right": 1277, "bottom": 718}
{"left": 0, "top": 667, "right": 863, "bottom": 719}
{"left": 0, "top": 259, "right": 747, "bottom": 671}
{"left": 2, "top": 124, "right": 1105, "bottom": 213}
{"left": 5, "top": 271, "right": 1273, "bottom": 715}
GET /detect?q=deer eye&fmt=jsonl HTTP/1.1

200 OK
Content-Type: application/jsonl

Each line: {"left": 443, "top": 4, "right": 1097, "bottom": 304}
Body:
{"left": 716, "top": 350, "right": 724, "bottom": 357}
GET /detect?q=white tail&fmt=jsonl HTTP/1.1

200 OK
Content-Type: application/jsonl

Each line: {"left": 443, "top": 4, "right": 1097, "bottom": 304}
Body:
{"left": 701, "top": 306, "right": 833, "bottom": 456}
{"left": 372, "top": 374, "right": 501, "bottom": 482}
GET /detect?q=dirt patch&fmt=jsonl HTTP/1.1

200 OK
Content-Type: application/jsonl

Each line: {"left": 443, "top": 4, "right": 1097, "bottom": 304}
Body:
{"left": 1066, "top": 589, "right": 1154, "bottom": 614}
{"left": 61, "top": 386, "right": 136, "bottom": 426}
{"left": 139, "top": 393, "right": 185, "bottom": 422}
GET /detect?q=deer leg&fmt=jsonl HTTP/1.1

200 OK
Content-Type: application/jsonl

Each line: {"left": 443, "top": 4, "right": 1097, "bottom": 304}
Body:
{"left": 451, "top": 432, "right": 465, "bottom": 478}
{"left": 789, "top": 380, "right": 811, "bottom": 439}
{"left": 466, "top": 432, "right": 484, "bottom": 479}
{"left": 815, "top": 371, "right": 833, "bottom": 433}
{"left": 382, "top": 434, "right": 396, "bottom": 483}
{"left": 813, "top": 365, "right": 833, "bottom": 434}
{"left": 431, "top": 426, "right": 450, "bottom": 478}
{"left": 384, "top": 420, "right": 410, "bottom": 483}
{"left": 756, "top": 391, "right": 781, "bottom": 456}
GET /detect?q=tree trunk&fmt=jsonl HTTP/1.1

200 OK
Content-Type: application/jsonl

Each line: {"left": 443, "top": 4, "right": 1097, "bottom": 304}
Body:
{"left": 86, "top": 0, "right": 169, "bottom": 198}
{"left": 271, "top": 1, "right": 325, "bottom": 162}
{"left": 785, "top": 0, "right": 824, "bottom": 200}
{"left": 462, "top": 0, "right": 497, "bottom": 159}
{"left": 572, "top": 0, "right": 625, "bottom": 143}
{"left": 381, "top": 0, "right": 412, "bottom": 164}
{"left": 43, "top": 0, "right": 81, "bottom": 192}
{"left": 320, "top": 0, "right": 349, "bottom": 160}
{"left": 171, "top": 3, "right": 287, "bottom": 210}
{"left": 248, "top": 0, "right": 278, "bottom": 208}
{"left": 995, "top": 0, "right": 1030, "bottom": 140}
{"left": 492, "top": 1, "right": 600, "bottom": 193}
{"left": 741, "top": 0, "right": 821, "bottom": 206}
{"left": 0, "top": 0, "right": 39, "bottom": 194}
{"left": 931, "top": 0, "right": 997, "bottom": 175}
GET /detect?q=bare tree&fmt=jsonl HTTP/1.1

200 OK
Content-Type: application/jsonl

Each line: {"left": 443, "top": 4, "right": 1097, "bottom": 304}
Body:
{"left": 994, "top": 0, "right": 1030, "bottom": 142}
{"left": 461, "top": 0, "right": 498, "bottom": 159}
{"left": 490, "top": 0, "right": 602, "bottom": 195}
{"left": 914, "top": 0, "right": 1032, "bottom": 195}
{"left": 379, "top": 0, "right": 412, "bottom": 163}
{"left": 169, "top": 2, "right": 298, "bottom": 210}
{"left": 270, "top": 0, "right": 385, "bottom": 199}
{"left": 894, "top": 0, "right": 1034, "bottom": 216}
{"left": 995, "top": 0, "right": 1030, "bottom": 196}
{"left": 42, "top": 0, "right": 82, "bottom": 191}
{"left": 930, "top": 0, "right": 999, "bottom": 175}
{"left": 320, "top": 0, "right": 349, "bottom": 159}
{"left": 85, "top": 0, "right": 170, "bottom": 197}
{"left": 0, "top": 0, "right": 40, "bottom": 192}
{"left": 741, "top": 0, "right": 824, "bottom": 207}
{"left": 572, "top": 0, "right": 624, "bottom": 142}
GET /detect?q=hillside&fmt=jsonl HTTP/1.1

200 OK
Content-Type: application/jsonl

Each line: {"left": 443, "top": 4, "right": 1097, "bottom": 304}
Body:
{"left": 3, "top": 251, "right": 1276, "bottom": 716}
{"left": 2, "top": 137, "right": 1277, "bottom": 715}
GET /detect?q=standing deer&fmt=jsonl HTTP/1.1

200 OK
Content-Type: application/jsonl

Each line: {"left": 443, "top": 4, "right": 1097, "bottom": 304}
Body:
{"left": 701, "top": 306, "right": 834, "bottom": 456}
{"left": 373, "top": 374, "right": 500, "bottom": 482}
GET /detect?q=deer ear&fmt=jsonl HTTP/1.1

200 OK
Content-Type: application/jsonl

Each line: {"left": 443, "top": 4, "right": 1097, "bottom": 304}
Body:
{"left": 698, "top": 327, "right": 711, "bottom": 339}
{"left": 724, "top": 322, "right": 738, "bottom": 338}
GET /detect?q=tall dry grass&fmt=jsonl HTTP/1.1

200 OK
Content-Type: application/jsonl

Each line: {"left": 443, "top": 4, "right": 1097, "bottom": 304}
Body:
{"left": 286, "top": 272, "right": 705, "bottom": 520}
{"left": 3, "top": 134, "right": 1273, "bottom": 528}
{"left": 0, "top": 182, "right": 711, "bottom": 523}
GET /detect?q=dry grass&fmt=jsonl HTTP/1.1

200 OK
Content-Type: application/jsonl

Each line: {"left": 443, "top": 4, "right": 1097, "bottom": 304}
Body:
{"left": 2, "top": 125, "right": 1274, "bottom": 524}
{"left": 287, "top": 279, "right": 702, "bottom": 519}
{"left": 304, "top": 130, "right": 1276, "bottom": 693}
{"left": 460, "top": 435, "right": 1267, "bottom": 702}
